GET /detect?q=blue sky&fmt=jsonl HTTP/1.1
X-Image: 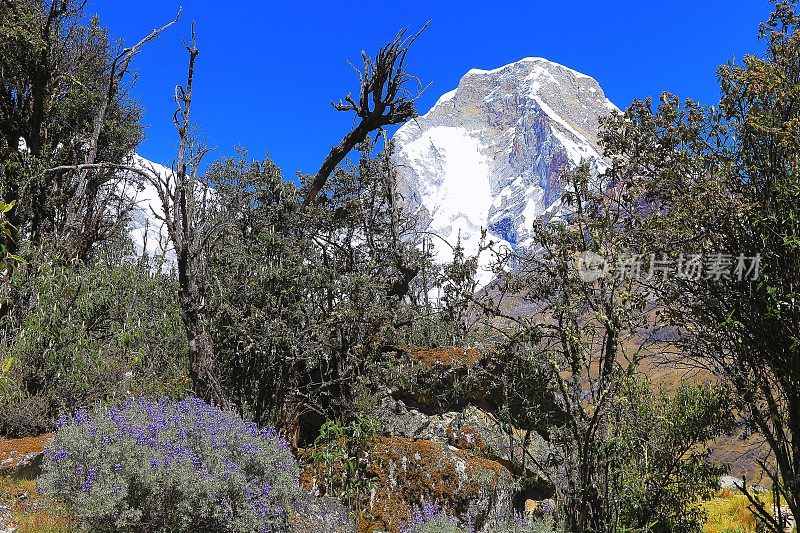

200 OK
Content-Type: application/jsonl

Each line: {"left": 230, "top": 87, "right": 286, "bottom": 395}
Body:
{"left": 88, "top": 1, "right": 774, "bottom": 177}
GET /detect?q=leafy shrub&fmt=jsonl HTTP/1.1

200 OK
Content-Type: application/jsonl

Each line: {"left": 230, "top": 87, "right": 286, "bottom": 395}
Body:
{"left": 0, "top": 199, "right": 24, "bottom": 274}
{"left": 308, "top": 416, "right": 378, "bottom": 511}
{"left": 616, "top": 380, "right": 734, "bottom": 533}
{"left": 0, "top": 259, "right": 189, "bottom": 436}
{"left": 37, "top": 397, "right": 300, "bottom": 532}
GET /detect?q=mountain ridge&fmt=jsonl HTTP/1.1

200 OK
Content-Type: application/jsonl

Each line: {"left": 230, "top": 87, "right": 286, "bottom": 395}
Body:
{"left": 392, "top": 57, "right": 618, "bottom": 285}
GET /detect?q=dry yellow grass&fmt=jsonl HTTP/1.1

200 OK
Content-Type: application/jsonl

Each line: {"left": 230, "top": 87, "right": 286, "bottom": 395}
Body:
{"left": 701, "top": 489, "right": 795, "bottom": 533}
{"left": 0, "top": 476, "right": 72, "bottom": 533}
{"left": 703, "top": 493, "right": 757, "bottom": 533}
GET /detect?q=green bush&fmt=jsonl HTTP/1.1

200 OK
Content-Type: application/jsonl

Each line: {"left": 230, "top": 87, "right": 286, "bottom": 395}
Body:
{"left": 38, "top": 397, "right": 300, "bottom": 532}
{"left": 0, "top": 258, "right": 189, "bottom": 436}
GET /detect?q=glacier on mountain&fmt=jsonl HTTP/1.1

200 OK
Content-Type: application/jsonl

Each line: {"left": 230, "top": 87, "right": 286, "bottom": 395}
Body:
{"left": 392, "top": 57, "right": 619, "bottom": 285}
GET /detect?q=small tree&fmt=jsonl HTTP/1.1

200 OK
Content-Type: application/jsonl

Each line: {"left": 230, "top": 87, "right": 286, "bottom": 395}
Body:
{"left": 645, "top": 3, "right": 800, "bottom": 529}
{"left": 205, "top": 142, "right": 425, "bottom": 443}
{"left": 616, "top": 379, "right": 734, "bottom": 533}
{"left": 475, "top": 160, "right": 669, "bottom": 532}
{"left": 0, "top": 0, "right": 176, "bottom": 261}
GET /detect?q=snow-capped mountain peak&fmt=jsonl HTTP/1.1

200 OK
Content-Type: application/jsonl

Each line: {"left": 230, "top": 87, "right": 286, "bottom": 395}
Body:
{"left": 393, "top": 57, "right": 618, "bottom": 284}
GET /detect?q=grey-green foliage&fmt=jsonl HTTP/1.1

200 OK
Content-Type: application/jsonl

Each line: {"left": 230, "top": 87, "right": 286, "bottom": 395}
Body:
{"left": 206, "top": 144, "right": 425, "bottom": 431}
{"left": 0, "top": 0, "right": 144, "bottom": 259}
{"left": 489, "top": 520, "right": 558, "bottom": 533}
{"left": 0, "top": 254, "right": 188, "bottom": 436}
{"left": 38, "top": 397, "right": 300, "bottom": 533}
{"left": 411, "top": 515, "right": 463, "bottom": 533}
{"left": 407, "top": 515, "right": 556, "bottom": 533}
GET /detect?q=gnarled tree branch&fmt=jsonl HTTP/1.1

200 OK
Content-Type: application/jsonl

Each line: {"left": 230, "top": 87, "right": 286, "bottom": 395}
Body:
{"left": 303, "top": 23, "right": 429, "bottom": 207}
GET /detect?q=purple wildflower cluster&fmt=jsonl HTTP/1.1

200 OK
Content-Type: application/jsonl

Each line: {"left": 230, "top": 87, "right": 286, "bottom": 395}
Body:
{"left": 38, "top": 397, "right": 300, "bottom": 533}
{"left": 399, "top": 502, "right": 555, "bottom": 533}
{"left": 538, "top": 500, "right": 554, "bottom": 514}
{"left": 399, "top": 501, "right": 473, "bottom": 533}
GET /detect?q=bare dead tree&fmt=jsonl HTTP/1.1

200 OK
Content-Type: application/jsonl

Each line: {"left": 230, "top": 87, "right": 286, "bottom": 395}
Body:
{"left": 145, "top": 24, "right": 225, "bottom": 406}
{"left": 302, "top": 24, "right": 429, "bottom": 208}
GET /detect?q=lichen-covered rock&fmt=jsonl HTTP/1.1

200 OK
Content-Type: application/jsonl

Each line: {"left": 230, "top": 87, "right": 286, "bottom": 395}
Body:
{"left": 387, "top": 346, "right": 491, "bottom": 413}
{"left": 300, "top": 435, "right": 514, "bottom": 532}
{"left": 372, "top": 396, "right": 548, "bottom": 487}
{"left": 361, "top": 437, "right": 514, "bottom": 533}
{"left": 0, "top": 434, "right": 51, "bottom": 479}
{"left": 371, "top": 395, "right": 461, "bottom": 443}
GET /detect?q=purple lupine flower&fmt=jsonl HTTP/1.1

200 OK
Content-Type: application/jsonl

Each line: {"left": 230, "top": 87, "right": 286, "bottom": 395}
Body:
{"left": 41, "top": 397, "right": 301, "bottom": 531}
{"left": 73, "top": 408, "right": 88, "bottom": 425}
{"left": 51, "top": 449, "right": 68, "bottom": 462}
{"left": 82, "top": 467, "right": 97, "bottom": 493}
{"left": 400, "top": 501, "right": 446, "bottom": 533}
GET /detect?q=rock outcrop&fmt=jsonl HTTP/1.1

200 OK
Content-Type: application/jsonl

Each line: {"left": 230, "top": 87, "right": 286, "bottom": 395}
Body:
{"left": 289, "top": 492, "right": 355, "bottom": 533}
{"left": 0, "top": 434, "right": 51, "bottom": 479}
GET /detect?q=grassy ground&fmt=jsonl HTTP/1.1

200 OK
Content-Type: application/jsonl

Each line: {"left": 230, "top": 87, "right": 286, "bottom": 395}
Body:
{"left": 0, "top": 476, "right": 787, "bottom": 533}
{"left": 0, "top": 476, "right": 71, "bottom": 533}
{"left": 703, "top": 490, "right": 758, "bottom": 533}
{"left": 702, "top": 488, "right": 797, "bottom": 533}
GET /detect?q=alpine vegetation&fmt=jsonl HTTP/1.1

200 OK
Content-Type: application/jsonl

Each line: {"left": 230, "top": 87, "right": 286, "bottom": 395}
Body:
{"left": 399, "top": 502, "right": 556, "bottom": 533}
{"left": 37, "top": 398, "right": 300, "bottom": 532}
{"left": 2, "top": 1, "right": 800, "bottom": 532}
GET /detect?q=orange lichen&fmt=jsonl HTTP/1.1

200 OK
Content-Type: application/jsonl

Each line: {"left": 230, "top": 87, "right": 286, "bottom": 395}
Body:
{"left": 0, "top": 434, "right": 52, "bottom": 472}
{"left": 362, "top": 437, "right": 509, "bottom": 532}
{"left": 398, "top": 346, "right": 483, "bottom": 369}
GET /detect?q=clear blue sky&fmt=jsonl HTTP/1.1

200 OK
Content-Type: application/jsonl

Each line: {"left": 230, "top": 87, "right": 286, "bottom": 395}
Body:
{"left": 87, "top": 1, "right": 774, "bottom": 177}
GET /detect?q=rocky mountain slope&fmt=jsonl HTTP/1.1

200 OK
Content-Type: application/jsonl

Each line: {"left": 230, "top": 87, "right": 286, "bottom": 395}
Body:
{"left": 393, "top": 57, "right": 618, "bottom": 285}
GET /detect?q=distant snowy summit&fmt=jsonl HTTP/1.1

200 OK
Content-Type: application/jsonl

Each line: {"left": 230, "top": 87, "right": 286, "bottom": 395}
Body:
{"left": 127, "top": 58, "right": 618, "bottom": 282}
{"left": 393, "top": 57, "right": 618, "bottom": 283}
{"left": 125, "top": 154, "right": 175, "bottom": 263}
